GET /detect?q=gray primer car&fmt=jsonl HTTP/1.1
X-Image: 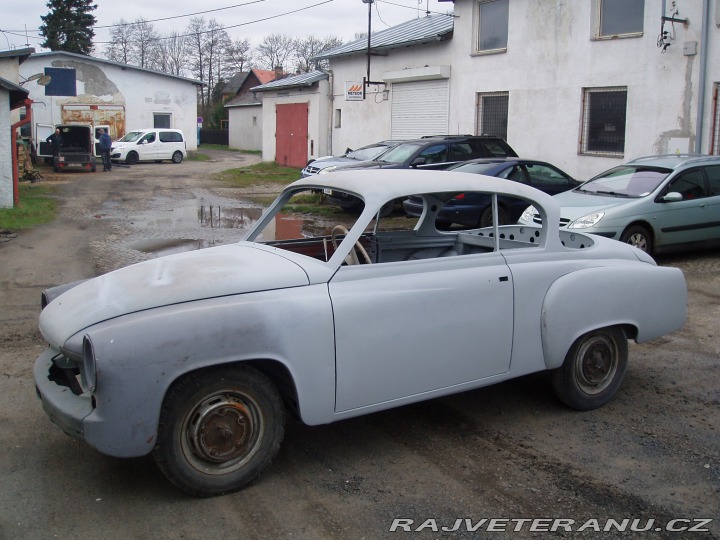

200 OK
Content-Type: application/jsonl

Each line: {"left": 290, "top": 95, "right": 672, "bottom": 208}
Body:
{"left": 520, "top": 154, "right": 720, "bottom": 254}
{"left": 34, "top": 170, "right": 687, "bottom": 497}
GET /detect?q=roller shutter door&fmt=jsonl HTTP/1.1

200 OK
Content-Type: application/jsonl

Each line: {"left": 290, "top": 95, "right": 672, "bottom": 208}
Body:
{"left": 390, "top": 80, "right": 449, "bottom": 139}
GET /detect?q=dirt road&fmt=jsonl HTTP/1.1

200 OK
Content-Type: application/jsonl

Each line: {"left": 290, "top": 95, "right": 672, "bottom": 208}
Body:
{"left": 1, "top": 150, "right": 718, "bottom": 539}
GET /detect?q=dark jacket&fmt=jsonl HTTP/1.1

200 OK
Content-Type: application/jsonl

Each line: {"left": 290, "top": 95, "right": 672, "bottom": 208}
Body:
{"left": 46, "top": 132, "right": 63, "bottom": 155}
{"left": 99, "top": 132, "right": 112, "bottom": 151}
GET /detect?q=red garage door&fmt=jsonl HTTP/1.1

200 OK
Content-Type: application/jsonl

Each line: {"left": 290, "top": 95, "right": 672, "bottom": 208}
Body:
{"left": 276, "top": 103, "right": 308, "bottom": 168}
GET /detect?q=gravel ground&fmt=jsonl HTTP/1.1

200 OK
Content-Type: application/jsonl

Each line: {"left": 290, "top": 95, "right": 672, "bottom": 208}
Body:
{"left": 0, "top": 149, "right": 718, "bottom": 539}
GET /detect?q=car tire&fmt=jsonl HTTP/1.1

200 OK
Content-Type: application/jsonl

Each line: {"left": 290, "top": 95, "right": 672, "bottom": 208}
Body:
{"left": 153, "top": 365, "right": 285, "bottom": 497}
{"left": 552, "top": 326, "right": 628, "bottom": 411}
{"left": 620, "top": 224, "right": 653, "bottom": 253}
{"left": 126, "top": 152, "right": 139, "bottom": 165}
{"left": 479, "top": 205, "right": 508, "bottom": 228}
{"left": 172, "top": 151, "right": 183, "bottom": 164}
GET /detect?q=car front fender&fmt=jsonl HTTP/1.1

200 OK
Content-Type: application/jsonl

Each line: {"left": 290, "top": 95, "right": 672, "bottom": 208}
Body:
{"left": 541, "top": 264, "right": 687, "bottom": 369}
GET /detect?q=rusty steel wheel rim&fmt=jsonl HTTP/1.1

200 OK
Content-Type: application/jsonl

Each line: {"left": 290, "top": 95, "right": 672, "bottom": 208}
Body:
{"left": 574, "top": 334, "right": 619, "bottom": 395}
{"left": 181, "top": 390, "right": 264, "bottom": 475}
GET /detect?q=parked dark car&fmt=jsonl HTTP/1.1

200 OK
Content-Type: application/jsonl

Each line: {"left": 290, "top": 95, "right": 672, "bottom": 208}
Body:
{"left": 326, "top": 136, "right": 518, "bottom": 211}
{"left": 301, "top": 140, "right": 404, "bottom": 177}
{"left": 403, "top": 158, "right": 580, "bottom": 227}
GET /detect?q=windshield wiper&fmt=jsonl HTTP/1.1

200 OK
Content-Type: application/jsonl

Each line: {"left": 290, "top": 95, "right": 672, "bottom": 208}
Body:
{"left": 593, "top": 190, "right": 630, "bottom": 198}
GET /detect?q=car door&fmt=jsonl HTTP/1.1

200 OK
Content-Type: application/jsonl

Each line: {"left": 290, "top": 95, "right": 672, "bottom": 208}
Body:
{"left": 414, "top": 143, "right": 451, "bottom": 170}
{"left": 330, "top": 253, "right": 514, "bottom": 412}
{"left": 137, "top": 131, "right": 158, "bottom": 160}
{"left": 654, "top": 168, "right": 713, "bottom": 246}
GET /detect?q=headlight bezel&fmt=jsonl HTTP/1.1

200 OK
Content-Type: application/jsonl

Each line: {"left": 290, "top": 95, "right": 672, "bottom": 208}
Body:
{"left": 568, "top": 212, "right": 605, "bottom": 229}
{"left": 81, "top": 335, "right": 97, "bottom": 393}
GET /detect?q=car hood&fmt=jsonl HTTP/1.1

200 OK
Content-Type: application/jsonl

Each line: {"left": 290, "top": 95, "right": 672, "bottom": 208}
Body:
{"left": 39, "top": 243, "right": 309, "bottom": 347}
{"left": 553, "top": 190, "right": 635, "bottom": 219}
{"left": 330, "top": 160, "right": 395, "bottom": 171}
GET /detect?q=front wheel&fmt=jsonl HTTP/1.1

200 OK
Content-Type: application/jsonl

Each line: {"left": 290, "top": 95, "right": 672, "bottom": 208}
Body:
{"left": 126, "top": 151, "right": 139, "bottom": 165}
{"left": 620, "top": 224, "right": 652, "bottom": 253}
{"left": 153, "top": 365, "right": 285, "bottom": 497}
{"left": 552, "top": 326, "right": 628, "bottom": 411}
{"left": 172, "top": 151, "right": 183, "bottom": 164}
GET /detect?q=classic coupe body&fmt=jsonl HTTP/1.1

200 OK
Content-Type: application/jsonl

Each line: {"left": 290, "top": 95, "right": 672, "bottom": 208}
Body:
{"left": 34, "top": 170, "right": 687, "bottom": 496}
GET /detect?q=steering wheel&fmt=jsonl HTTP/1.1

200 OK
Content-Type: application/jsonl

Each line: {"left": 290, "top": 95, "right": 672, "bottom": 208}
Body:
{"left": 331, "top": 225, "right": 372, "bottom": 265}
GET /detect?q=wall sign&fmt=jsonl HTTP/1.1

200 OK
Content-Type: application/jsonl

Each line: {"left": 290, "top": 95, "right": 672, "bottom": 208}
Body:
{"left": 345, "top": 82, "right": 363, "bottom": 101}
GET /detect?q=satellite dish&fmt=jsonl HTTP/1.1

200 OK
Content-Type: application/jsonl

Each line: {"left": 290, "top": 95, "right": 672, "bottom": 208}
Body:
{"left": 26, "top": 73, "right": 44, "bottom": 81}
{"left": 37, "top": 75, "right": 52, "bottom": 86}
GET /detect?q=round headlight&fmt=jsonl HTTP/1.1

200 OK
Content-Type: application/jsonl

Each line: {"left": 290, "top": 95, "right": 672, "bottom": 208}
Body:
{"left": 82, "top": 335, "right": 97, "bottom": 393}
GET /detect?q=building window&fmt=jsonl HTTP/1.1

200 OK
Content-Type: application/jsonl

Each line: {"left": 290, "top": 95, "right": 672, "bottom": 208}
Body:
{"left": 335, "top": 109, "right": 342, "bottom": 128}
{"left": 220, "top": 119, "right": 229, "bottom": 130}
{"left": 252, "top": 116, "right": 257, "bottom": 126}
{"left": 474, "top": 0, "right": 509, "bottom": 53}
{"left": 580, "top": 87, "right": 627, "bottom": 156}
{"left": 154, "top": 113, "right": 171, "bottom": 129}
{"left": 476, "top": 92, "right": 509, "bottom": 140}
{"left": 711, "top": 83, "right": 720, "bottom": 155}
{"left": 596, "top": 0, "right": 644, "bottom": 38}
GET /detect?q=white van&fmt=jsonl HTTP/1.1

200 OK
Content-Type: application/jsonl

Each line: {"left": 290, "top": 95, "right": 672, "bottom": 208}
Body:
{"left": 111, "top": 129, "right": 186, "bottom": 164}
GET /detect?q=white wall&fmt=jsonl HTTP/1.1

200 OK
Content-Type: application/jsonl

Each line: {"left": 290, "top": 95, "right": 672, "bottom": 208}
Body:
{"left": 19, "top": 54, "right": 199, "bottom": 150}
{"left": 0, "top": 88, "right": 12, "bottom": 208}
{"left": 227, "top": 105, "right": 263, "bottom": 151}
{"left": 326, "top": 0, "right": 718, "bottom": 180}
{"left": 327, "top": 42, "right": 453, "bottom": 156}
{"left": 259, "top": 79, "right": 330, "bottom": 164}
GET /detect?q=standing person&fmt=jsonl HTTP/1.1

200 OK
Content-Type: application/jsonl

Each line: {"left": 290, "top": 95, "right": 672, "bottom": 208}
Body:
{"left": 46, "top": 128, "right": 63, "bottom": 156}
{"left": 99, "top": 128, "right": 113, "bottom": 171}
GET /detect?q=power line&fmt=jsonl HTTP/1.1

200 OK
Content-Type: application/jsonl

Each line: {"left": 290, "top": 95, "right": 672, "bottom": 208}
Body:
{"left": 376, "top": 0, "right": 455, "bottom": 17}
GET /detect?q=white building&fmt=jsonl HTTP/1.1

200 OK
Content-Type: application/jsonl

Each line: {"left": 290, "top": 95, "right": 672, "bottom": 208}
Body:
{"left": 254, "top": 0, "right": 719, "bottom": 181}
{"left": 16, "top": 51, "right": 203, "bottom": 150}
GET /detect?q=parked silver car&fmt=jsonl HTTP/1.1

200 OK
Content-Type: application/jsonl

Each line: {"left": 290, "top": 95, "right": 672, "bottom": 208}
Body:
{"left": 520, "top": 154, "right": 720, "bottom": 253}
{"left": 34, "top": 170, "right": 687, "bottom": 497}
{"left": 300, "top": 140, "right": 403, "bottom": 177}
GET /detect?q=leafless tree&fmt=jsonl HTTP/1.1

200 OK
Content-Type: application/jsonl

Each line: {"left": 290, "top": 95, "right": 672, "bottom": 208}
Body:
{"left": 185, "top": 17, "right": 209, "bottom": 106}
{"left": 103, "top": 19, "right": 135, "bottom": 64}
{"left": 225, "top": 37, "right": 253, "bottom": 77}
{"left": 255, "top": 34, "right": 294, "bottom": 72}
{"left": 131, "top": 18, "right": 160, "bottom": 69}
{"left": 205, "top": 19, "right": 231, "bottom": 107}
{"left": 160, "top": 31, "right": 188, "bottom": 77}
{"left": 294, "top": 35, "right": 343, "bottom": 72}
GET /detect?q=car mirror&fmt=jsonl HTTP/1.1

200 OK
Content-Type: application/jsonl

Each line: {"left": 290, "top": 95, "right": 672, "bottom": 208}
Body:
{"left": 411, "top": 157, "right": 427, "bottom": 167}
{"left": 661, "top": 192, "right": 683, "bottom": 202}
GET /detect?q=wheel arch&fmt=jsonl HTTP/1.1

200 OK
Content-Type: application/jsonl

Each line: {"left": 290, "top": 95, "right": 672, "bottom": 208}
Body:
{"left": 621, "top": 220, "right": 655, "bottom": 242}
{"left": 541, "top": 265, "right": 686, "bottom": 369}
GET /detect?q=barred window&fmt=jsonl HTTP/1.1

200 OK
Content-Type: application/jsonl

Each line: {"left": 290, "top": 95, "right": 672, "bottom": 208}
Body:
{"left": 580, "top": 87, "right": 627, "bottom": 156}
{"left": 476, "top": 92, "right": 509, "bottom": 140}
{"left": 475, "top": 0, "right": 509, "bottom": 53}
{"left": 598, "top": 0, "right": 644, "bottom": 37}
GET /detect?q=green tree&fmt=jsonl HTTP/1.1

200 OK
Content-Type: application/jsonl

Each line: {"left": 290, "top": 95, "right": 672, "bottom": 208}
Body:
{"left": 40, "top": 0, "right": 98, "bottom": 55}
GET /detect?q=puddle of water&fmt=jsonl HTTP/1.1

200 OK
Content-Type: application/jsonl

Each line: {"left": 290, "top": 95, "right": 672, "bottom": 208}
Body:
{"left": 136, "top": 205, "right": 265, "bottom": 230}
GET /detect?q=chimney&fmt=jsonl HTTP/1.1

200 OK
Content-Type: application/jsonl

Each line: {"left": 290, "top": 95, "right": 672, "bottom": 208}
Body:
{"left": 274, "top": 66, "right": 283, "bottom": 80}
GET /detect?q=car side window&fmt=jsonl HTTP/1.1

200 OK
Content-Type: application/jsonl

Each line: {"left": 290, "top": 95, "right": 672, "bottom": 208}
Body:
{"left": 526, "top": 164, "right": 571, "bottom": 186}
{"left": 667, "top": 170, "right": 707, "bottom": 200}
{"left": 706, "top": 166, "right": 720, "bottom": 196}
{"left": 159, "top": 132, "right": 182, "bottom": 143}
{"left": 141, "top": 133, "right": 156, "bottom": 144}
{"left": 449, "top": 143, "right": 474, "bottom": 161}
{"left": 418, "top": 144, "right": 448, "bottom": 164}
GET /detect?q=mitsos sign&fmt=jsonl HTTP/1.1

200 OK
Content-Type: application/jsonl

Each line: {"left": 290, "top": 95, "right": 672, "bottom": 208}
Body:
{"left": 345, "top": 82, "right": 363, "bottom": 101}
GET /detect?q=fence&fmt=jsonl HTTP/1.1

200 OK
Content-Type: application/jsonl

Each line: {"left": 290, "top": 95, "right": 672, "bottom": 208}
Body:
{"left": 199, "top": 129, "right": 229, "bottom": 146}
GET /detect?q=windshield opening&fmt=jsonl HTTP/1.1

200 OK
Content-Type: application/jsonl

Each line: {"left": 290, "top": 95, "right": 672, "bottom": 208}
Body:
{"left": 118, "top": 131, "right": 143, "bottom": 142}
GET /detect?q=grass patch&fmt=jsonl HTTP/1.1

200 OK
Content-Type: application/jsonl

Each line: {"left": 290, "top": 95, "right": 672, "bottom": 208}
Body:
{"left": 187, "top": 152, "right": 211, "bottom": 161}
{"left": 215, "top": 161, "right": 301, "bottom": 188}
{"left": 0, "top": 183, "right": 58, "bottom": 230}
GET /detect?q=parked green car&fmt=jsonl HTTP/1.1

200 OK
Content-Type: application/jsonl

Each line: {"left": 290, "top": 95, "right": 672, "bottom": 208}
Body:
{"left": 520, "top": 155, "right": 720, "bottom": 254}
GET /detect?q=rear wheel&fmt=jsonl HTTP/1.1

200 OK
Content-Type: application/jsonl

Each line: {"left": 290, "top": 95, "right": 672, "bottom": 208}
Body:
{"left": 153, "top": 365, "right": 285, "bottom": 497}
{"left": 552, "top": 326, "right": 628, "bottom": 410}
{"left": 172, "top": 151, "right": 183, "bottom": 164}
{"left": 479, "top": 205, "right": 508, "bottom": 228}
{"left": 126, "top": 151, "right": 139, "bottom": 165}
{"left": 620, "top": 224, "right": 653, "bottom": 253}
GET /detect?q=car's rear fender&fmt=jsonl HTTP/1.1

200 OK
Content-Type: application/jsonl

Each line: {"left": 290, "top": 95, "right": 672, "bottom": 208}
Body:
{"left": 541, "top": 264, "right": 687, "bottom": 369}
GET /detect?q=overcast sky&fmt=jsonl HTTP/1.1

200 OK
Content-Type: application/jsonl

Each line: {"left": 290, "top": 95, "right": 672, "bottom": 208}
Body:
{"left": 2, "top": 0, "right": 454, "bottom": 52}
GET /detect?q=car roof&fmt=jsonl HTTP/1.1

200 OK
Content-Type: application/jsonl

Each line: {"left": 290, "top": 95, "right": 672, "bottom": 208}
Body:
{"left": 625, "top": 154, "right": 720, "bottom": 170}
{"left": 290, "top": 169, "right": 558, "bottom": 208}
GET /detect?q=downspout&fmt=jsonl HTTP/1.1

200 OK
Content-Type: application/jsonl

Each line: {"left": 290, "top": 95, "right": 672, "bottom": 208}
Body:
{"left": 11, "top": 98, "right": 33, "bottom": 207}
{"left": 327, "top": 70, "right": 334, "bottom": 157}
{"left": 694, "top": 0, "right": 710, "bottom": 153}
